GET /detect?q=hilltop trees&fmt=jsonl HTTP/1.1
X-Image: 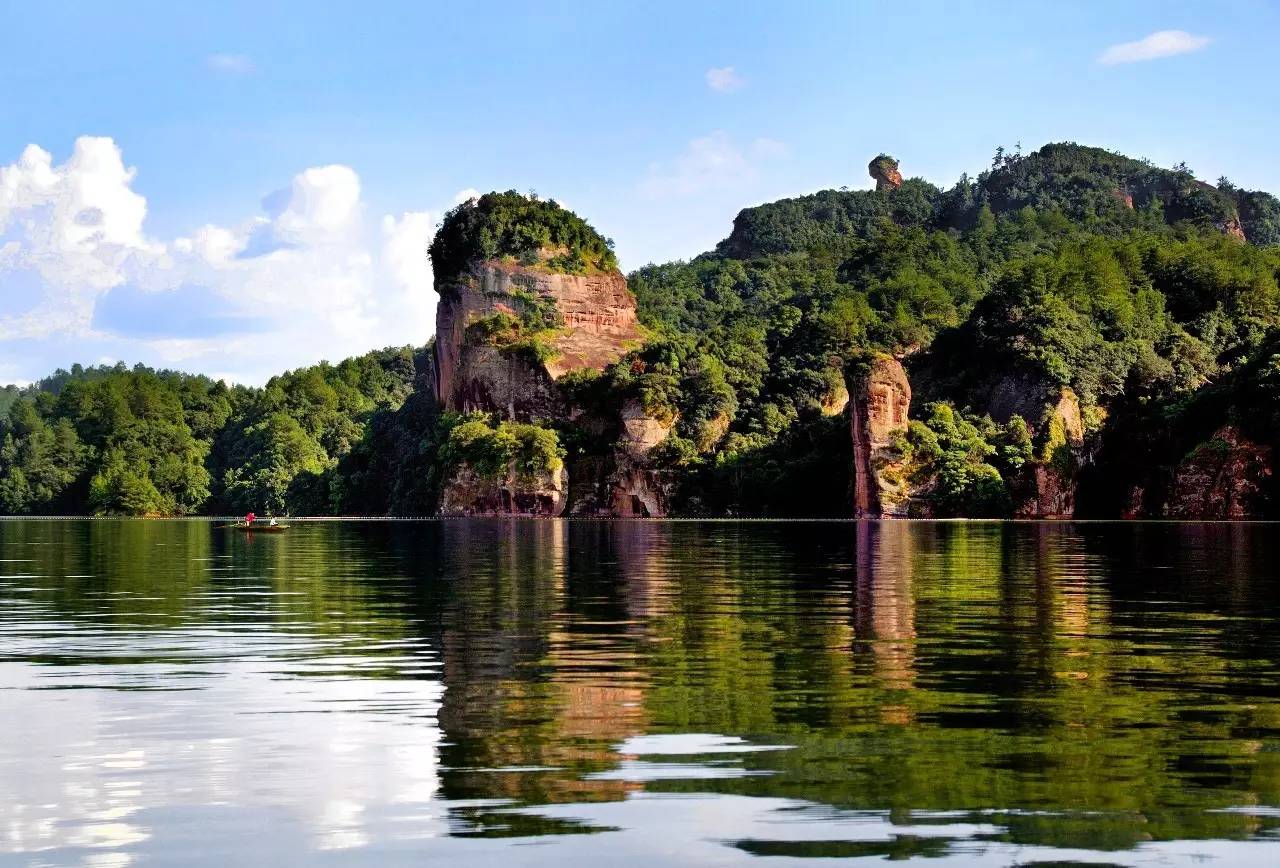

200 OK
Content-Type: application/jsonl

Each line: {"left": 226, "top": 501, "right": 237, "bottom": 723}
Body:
{"left": 428, "top": 190, "right": 618, "bottom": 282}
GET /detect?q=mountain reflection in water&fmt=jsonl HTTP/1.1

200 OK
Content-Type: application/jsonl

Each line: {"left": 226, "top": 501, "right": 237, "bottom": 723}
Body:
{"left": 1, "top": 518, "right": 1279, "bottom": 866}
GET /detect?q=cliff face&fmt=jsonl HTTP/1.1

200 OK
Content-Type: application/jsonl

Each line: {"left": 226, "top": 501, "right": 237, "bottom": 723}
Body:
{"left": 434, "top": 259, "right": 643, "bottom": 421}
{"left": 609, "top": 400, "right": 676, "bottom": 517}
{"left": 973, "top": 373, "right": 1061, "bottom": 427}
{"left": 570, "top": 399, "right": 676, "bottom": 517}
{"left": 434, "top": 255, "right": 666, "bottom": 516}
{"left": 440, "top": 462, "right": 569, "bottom": 516}
{"left": 1012, "top": 390, "right": 1086, "bottom": 519}
{"left": 1123, "top": 175, "right": 1247, "bottom": 242}
{"left": 946, "top": 373, "right": 1089, "bottom": 519}
{"left": 1133, "top": 427, "right": 1272, "bottom": 519}
{"left": 414, "top": 152, "right": 1279, "bottom": 521}
{"left": 848, "top": 356, "right": 912, "bottom": 517}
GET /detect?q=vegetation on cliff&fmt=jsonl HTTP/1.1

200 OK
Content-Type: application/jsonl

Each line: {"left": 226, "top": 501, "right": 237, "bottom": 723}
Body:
{"left": 880, "top": 404, "right": 1034, "bottom": 518}
{"left": 442, "top": 416, "right": 565, "bottom": 482}
{"left": 465, "top": 289, "right": 565, "bottom": 365}
{"left": 616, "top": 143, "right": 1280, "bottom": 516}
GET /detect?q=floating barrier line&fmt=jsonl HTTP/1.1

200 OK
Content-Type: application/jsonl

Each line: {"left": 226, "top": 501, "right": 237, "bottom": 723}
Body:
{"left": 0, "top": 515, "right": 1275, "bottom": 524}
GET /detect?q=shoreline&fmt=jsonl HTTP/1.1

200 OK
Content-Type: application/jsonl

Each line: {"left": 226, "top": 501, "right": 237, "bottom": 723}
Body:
{"left": 0, "top": 515, "right": 1276, "bottom": 525}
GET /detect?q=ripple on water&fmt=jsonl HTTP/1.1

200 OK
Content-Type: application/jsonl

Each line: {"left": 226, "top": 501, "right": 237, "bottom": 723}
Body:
{"left": 1, "top": 519, "right": 1279, "bottom": 866}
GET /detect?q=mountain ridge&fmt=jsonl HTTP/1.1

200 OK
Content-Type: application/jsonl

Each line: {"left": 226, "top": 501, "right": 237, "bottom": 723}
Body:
{"left": 3, "top": 141, "right": 1278, "bottom": 518}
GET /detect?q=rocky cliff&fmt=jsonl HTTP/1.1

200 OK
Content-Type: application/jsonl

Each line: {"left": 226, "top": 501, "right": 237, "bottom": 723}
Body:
{"left": 1011, "top": 389, "right": 1086, "bottom": 519}
{"left": 434, "top": 259, "right": 643, "bottom": 422}
{"left": 418, "top": 153, "right": 1280, "bottom": 521}
{"left": 569, "top": 399, "right": 676, "bottom": 517}
{"left": 432, "top": 232, "right": 665, "bottom": 515}
{"left": 869, "top": 155, "right": 903, "bottom": 192}
{"left": 848, "top": 355, "right": 913, "bottom": 517}
{"left": 439, "top": 461, "right": 569, "bottom": 516}
{"left": 1121, "top": 426, "right": 1273, "bottom": 519}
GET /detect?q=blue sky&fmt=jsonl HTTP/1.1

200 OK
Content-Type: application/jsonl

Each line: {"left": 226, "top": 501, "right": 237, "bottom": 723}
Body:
{"left": 1, "top": 0, "right": 1277, "bottom": 384}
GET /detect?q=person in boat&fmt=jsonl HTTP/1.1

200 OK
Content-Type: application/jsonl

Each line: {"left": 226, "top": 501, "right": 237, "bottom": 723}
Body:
{"left": 244, "top": 511, "right": 256, "bottom": 527}
{"left": 268, "top": 517, "right": 278, "bottom": 527}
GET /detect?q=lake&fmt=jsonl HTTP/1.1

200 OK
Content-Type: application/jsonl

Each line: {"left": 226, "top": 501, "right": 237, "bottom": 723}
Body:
{"left": 2, "top": 519, "right": 1279, "bottom": 866}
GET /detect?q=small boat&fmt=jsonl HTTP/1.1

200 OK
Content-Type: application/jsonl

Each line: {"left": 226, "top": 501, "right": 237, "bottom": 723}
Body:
{"left": 222, "top": 522, "right": 290, "bottom": 533}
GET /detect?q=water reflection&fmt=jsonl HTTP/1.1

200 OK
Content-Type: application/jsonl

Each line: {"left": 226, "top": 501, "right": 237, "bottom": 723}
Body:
{"left": 1, "top": 519, "right": 1279, "bottom": 865}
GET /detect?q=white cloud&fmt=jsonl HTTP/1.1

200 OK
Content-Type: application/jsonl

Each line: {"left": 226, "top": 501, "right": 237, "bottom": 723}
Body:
{"left": 269, "top": 165, "right": 363, "bottom": 242}
{"left": 206, "top": 53, "right": 256, "bottom": 75}
{"left": 705, "top": 66, "right": 744, "bottom": 93}
{"left": 0, "top": 137, "right": 443, "bottom": 384}
{"left": 639, "top": 132, "right": 787, "bottom": 199}
{"left": 451, "top": 188, "right": 480, "bottom": 206}
{"left": 1098, "top": 30, "right": 1212, "bottom": 65}
{"left": 0, "top": 137, "right": 156, "bottom": 338}
{"left": 381, "top": 211, "right": 435, "bottom": 293}
{"left": 378, "top": 210, "right": 438, "bottom": 327}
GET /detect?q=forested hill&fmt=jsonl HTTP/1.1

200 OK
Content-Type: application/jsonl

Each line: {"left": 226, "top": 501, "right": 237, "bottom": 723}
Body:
{"left": 2, "top": 142, "right": 1279, "bottom": 517}
{"left": 0, "top": 350, "right": 433, "bottom": 516}
{"left": 718, "top": 143, "right": 1279, "bottom": 259}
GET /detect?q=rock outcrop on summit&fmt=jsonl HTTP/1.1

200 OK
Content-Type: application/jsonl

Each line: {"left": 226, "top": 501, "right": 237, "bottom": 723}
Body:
{"left": 868, "top": 154, "right": 903, "bottom": 192}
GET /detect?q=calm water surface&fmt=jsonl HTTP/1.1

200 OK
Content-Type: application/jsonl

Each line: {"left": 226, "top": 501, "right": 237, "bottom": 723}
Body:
{"left": 2, "top": 519, "right": 1280, "bottom": 866}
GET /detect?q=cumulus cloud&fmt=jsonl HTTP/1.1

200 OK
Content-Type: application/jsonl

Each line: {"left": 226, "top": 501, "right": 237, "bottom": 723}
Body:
{"left": 0, "top": 137, "right": 442, "bottom": 384}
{"left": 451, "top": 188, "right": 480, "bottom": 206}
{"left": 705, "top": 66, "right": 744, "bottom": 93}
{"left": 377, "top": 210, "right": 438, "bottom": 325}
{"left": 1098, "top": 30, "right": 1212, "bottom": 65}
{"left": 272, "top": 165, "right": 362, "bottom": 238}
{"left": 206, "top": 53, "right": 256, "bottom": 74}
{"left": 238, "top": 165, "right": 364, "bottom": 257}
{"left": 0, "top": 138, "right": 156, "bottom": 338}
{"left": 639, "top": 132, "right": 787, "bottom": 199}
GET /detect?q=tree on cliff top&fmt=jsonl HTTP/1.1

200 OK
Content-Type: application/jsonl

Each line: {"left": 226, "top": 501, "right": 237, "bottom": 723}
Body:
{"left": 428, "top": 191, "right": 618, "bottom": 283}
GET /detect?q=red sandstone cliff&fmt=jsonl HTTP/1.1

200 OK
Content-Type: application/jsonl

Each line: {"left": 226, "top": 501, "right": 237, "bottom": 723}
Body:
{"left": 434, "top": 254, "right": 661, "bottom": 515}
{"left": 439, "top": 461, "right": 569, "bottom": 516}
{"left": 848, "top": 355, "right": 913, "bottom": 517}
{"left": 434, "top": 259, "right": 643, "bottom": 422}
{"left": 1160, "top": 427, "right": 1271, "bottom": 519}
{"left": 869, "top": 155, "right": 903, "bottom": 192}
{"left": 1012, "top": 390, "right": 1086, "bottom": 519}
{"left": 570, "top": 399, "right": 676, "bottom": 517}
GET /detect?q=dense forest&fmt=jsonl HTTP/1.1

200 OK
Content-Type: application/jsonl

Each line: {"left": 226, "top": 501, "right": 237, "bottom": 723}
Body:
{"left": 2, "top": 143, "right": 1279, "bottom": 516}
{"left": 0, "top": 350, "right": 428, "bottom": 515}
{"left": 429, "top": 190, "right": 619, "bottom": 280}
